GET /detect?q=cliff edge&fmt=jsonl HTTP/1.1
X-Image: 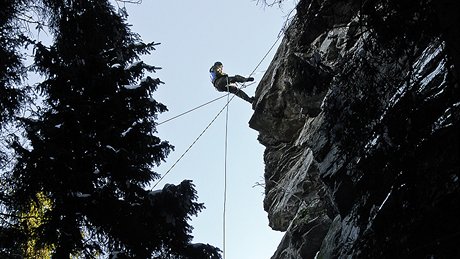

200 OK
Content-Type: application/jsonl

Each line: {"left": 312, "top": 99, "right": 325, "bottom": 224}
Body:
{"left": 249, "top": 0, "right": 460, "bottom": 258}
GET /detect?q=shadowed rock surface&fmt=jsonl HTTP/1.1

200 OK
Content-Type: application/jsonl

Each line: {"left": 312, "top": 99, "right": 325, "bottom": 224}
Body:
{"left": 250, "top": 0, "right": 460, "bottom": 258}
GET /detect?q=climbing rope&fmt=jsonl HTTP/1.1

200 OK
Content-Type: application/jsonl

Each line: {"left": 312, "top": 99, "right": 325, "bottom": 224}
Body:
{"left": 155, "top": 95, "right": 228, "bottom": 126}
{"left": 155, "top": 25, "right": 284, "bottom": 128}
{"left": 155, "top": 82, "right": 255, "bottom": 127}
{"left": 151, "top": 97, "right": 233, "bottom": 189}
{"left": 151, "top": 25, "right": 287, "bottom": 259}
{"left": 151, "top": 25, "right": 284, "bottom": 189}
{"left": 223, "top": 80, "right": 230, "bottom": 259}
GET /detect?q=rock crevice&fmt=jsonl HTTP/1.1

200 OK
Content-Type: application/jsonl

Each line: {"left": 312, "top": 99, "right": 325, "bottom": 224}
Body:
{"left": 250, "top": 0, "right": 460, "bottom": 258}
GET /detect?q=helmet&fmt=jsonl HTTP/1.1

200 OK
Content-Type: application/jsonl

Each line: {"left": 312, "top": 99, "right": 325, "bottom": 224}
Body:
{"left": 214, "top": 61, "right": 223, "bottom": 67}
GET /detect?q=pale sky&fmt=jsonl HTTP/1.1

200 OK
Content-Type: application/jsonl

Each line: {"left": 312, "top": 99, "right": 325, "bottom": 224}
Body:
{"left": 116, "top": 1, "right": 297, "bottom": 258}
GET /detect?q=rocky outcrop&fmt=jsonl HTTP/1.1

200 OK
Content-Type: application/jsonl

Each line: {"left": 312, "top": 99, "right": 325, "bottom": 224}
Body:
{"left": 249, "top": 0, "right": 460, "bottom": 258}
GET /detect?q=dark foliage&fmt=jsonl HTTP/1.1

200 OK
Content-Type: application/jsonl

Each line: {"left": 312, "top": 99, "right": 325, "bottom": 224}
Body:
{"left": 0, "top": 0, "right": 27, "bottom": 123}
{"left": 1, "top": 0, "right": 221, "bottom": 258}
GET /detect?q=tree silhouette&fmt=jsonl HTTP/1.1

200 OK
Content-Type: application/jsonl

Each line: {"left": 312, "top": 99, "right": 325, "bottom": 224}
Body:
{"left": 1, "top": 1, "right": 221, "bottom": 258}
{"left": 0, "top": 0, "right": 26, "bottom": 124}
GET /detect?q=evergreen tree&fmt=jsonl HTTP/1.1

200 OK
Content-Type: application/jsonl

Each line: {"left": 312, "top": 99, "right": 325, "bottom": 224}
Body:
{"left": 2, "top": 0, "right": 221, "bottom": 258}
{"left": 1, "top": 1, "right": 28, "bottom": 256}
{"left": 0, "top": 0, "right": 27, "bottom": 175}
{"left": 0, "top": 0, "right": 26, "bottom": 124}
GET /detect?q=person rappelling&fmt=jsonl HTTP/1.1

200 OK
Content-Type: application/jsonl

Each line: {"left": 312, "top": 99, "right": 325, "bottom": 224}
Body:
{"left": 209, "top": 61, "right": 255, "bottom": 104}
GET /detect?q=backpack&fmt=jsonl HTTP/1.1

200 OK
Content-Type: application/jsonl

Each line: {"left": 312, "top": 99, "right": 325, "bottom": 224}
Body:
{"left": 209, "top": 66, "right": 218, "bottom": 83}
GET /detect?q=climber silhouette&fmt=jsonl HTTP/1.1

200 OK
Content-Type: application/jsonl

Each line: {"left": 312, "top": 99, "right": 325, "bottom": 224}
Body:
{"left": 209, "top": 61, "right": 254, "bottom": 104}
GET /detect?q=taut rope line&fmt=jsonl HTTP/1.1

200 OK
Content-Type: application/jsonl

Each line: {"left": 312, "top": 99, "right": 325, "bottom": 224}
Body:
{"left": 151, "top": 25, "right": 284, "bottom": 189}
{"left": 155, "top": 82, "right": 256, "bottom": 127}
{"left": 222, "top": 78, "right": 230, "bottom": 259}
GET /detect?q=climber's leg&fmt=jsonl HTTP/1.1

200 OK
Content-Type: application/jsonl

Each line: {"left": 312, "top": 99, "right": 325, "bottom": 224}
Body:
{"left": 228, "top": 75, "right": 254, "bottom": 83}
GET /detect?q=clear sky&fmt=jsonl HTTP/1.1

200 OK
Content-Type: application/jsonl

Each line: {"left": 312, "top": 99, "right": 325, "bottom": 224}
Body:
{"left": 116, "top": 1, "right": 297, "bottom": 258}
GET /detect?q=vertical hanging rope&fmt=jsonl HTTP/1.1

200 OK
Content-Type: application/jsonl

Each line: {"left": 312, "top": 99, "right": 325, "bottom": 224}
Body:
{"left": 149, "top": 20, "right": 292, "bottom": 258}
{"left": 222, "top": 78, "right": 230, "bottom": 259}
{"left": 151, "top": 24, "right": 285, "bottom": 190}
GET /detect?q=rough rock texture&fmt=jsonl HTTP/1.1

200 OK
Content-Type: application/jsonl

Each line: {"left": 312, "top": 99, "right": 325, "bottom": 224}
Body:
{"left": 249, "top": 0, "right": 460, "bottom": 258}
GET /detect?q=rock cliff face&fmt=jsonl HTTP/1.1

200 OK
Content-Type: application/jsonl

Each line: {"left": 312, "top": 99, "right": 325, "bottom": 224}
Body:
{"left": 249, "top": 0, "right": 460, "bottom": 258}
